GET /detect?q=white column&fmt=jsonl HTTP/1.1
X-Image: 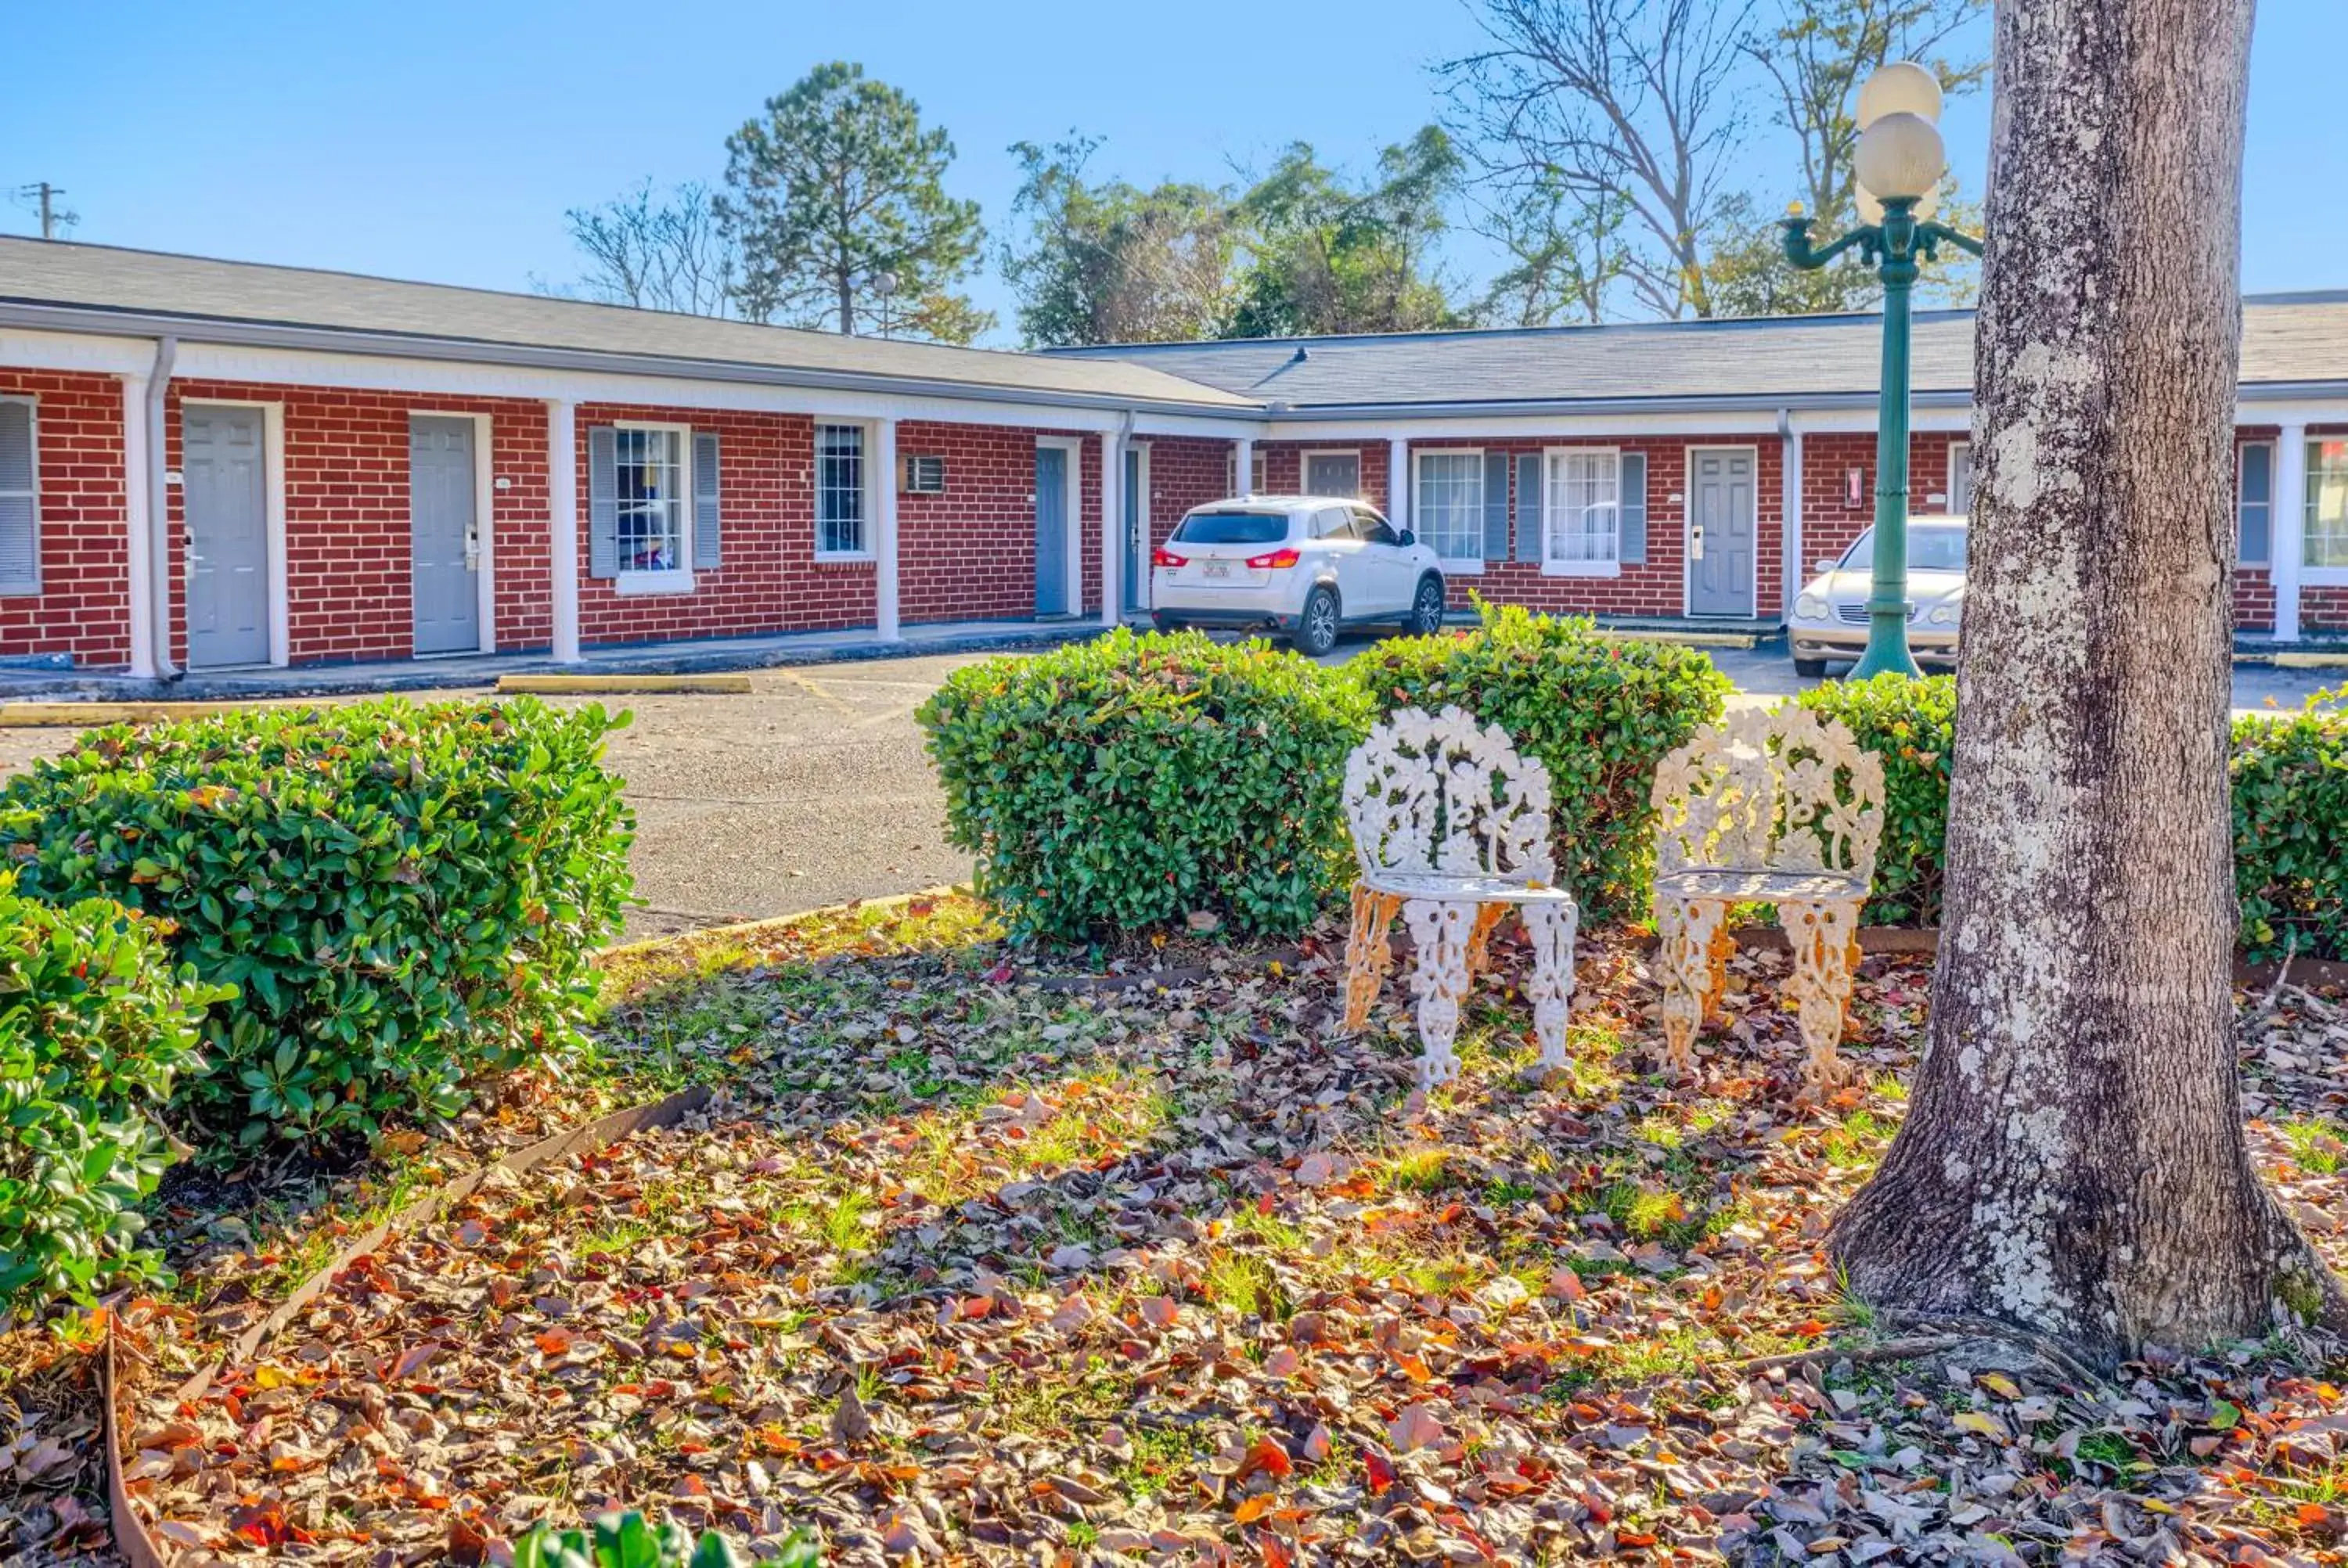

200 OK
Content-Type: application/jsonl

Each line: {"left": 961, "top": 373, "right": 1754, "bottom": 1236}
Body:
{"left": 1781, "top": 425, "right": 1805, "bottom": 619}
{"left": 2274, "top": 423, "right": 2308, "bottom": 643}
{"left": 874, "top": 417, "right": 902, "bottom": 641}
{"left": 1234, "top": 436, "right": 1255, "bottom": 498}
{"left": 546, "top": 398, "right": 582, "bottom": 664}
{"left": 1388, "top": 437, "right": 1410, "bottom": 532}
{"left": 1100, "top": 428, "right": 1123, "bottom": 628}
{"left": 118, "top": 373, "right": 160, "bottom": 678}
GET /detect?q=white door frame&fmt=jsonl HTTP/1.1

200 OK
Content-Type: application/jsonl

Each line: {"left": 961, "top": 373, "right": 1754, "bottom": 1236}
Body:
{"left": 1036, "top": 434, "right": 1083, "bottom": 617}
{"left": 1124, "top": 440, "right": 1153, "bottom": 615}
{"left": 180, "top": 397, "right": 289, "bottom": 667}
{"left": 1682, "top": 443, "right": 1760, "bottom": 620}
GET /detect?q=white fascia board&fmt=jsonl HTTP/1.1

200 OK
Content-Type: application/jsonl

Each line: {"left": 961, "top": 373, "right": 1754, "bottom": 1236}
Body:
{"left": 1129, "top": 412, "right": 1270, "bottom": 439}
{"left": 0, "top": 328, "right": 156, "bottom": 376}
{"left": 1268, "top": 408, "right": 1790, "bottom": 441}
{"left": 1788, "top": 407, "right": 1977, "bottom": 434}
{"left": 2232, "top": 395, "right": 2348, "bottom": 425}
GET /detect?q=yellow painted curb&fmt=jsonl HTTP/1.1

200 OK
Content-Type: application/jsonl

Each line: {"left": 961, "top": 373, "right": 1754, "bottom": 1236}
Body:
{"left": 0, "top": 699, "right": 310, "bottom": 728}
{"left": 1604, "top": 629, "right": 1759, "bottom": 649}
{"left": 2274, "top": 652, "right": 2348, "bottom": 670}
{"left": 496, "top": 672, "right": 754, "bottom": 696}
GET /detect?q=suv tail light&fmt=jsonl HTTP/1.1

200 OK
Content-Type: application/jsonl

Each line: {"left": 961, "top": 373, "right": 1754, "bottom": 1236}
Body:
{"left": 1151, "top": 547, "right": 1187, "bottom": 568}
{"left": 1245, "top": 547, "right": 1302, "bottom": 570}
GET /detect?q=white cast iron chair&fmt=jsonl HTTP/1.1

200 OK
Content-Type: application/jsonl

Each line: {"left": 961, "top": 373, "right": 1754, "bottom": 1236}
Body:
{"left": 1649, "top": 704, "right": 1885, "bottom": 1094}
{"left": 1339, "top": 706, "right": 1581, "bottom": 1088}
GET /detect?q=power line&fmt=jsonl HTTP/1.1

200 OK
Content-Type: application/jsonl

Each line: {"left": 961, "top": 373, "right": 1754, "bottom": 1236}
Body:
{"left": 13, "top": 182, "right": 77, "bottom": 240}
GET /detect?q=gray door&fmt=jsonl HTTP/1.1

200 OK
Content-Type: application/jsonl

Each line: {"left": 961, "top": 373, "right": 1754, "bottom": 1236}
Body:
{"left": 1305, "top": 451, "right": 1360, "bottom": 498}
{"left": 409, "top": 415, "right": 481, "bottom": 654}
{"left": 1688, "top": 448, "right": 1756, "bottom": 617}
{"left": 1035, "top": 444, "right": 1070, "bottom": 617}
{"left": 182, "top": 407, "right": 269, "bottom": 667}
{"left": 1122, "top": 445, "right": 1146, "bottom": 613}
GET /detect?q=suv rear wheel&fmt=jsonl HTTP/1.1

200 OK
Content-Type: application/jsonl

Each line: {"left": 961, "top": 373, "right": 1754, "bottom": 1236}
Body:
{"left": 1292, "top": 585, "right": 1341, "bottom": 656}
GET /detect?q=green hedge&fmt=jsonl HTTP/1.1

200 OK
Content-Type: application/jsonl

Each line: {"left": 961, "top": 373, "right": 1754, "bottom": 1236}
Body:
{"left": 0, "top": 697, "right": 635, "bottom": 1147}
{"left": 1796, "top": 675, "right": 2348, "bottom": 961}
{"left": 918, "top": 629, "right": 1371, "bottom": 943}
{"left": 1349, "top": 605, "right": 1732, "bottom": 918}
{"left": 0, "top": 878, "right": 230, "bottom": 1309}
{"left": 2234, "top": 699, "right": 2348, "bottom": 962}
{"left": 1795, "top": 674, "right": 1957, "bottom": 926}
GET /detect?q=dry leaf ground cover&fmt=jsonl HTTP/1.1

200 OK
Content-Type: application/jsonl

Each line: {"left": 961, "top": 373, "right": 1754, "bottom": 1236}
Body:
{"left": 16, "top": 895, "right": 2348, "bottom": 1565}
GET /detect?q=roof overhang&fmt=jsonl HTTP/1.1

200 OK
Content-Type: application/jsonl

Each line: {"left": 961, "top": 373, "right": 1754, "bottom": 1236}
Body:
{"left": 0, "top": 299, "right": 1265, "bottom": 422}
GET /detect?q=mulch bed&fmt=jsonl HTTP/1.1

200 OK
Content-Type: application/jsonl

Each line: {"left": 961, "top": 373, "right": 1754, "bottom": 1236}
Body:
{"left": 13, "top": 895, "right": 2348, "bottom": 1565}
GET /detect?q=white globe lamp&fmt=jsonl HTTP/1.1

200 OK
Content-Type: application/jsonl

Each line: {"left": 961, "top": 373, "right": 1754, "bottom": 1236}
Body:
{"left": 1856, "top": 60, "right": 1943, "bottom": 128}
{"left": 1854, "top": 111, "right": 1946, "bottom": 203}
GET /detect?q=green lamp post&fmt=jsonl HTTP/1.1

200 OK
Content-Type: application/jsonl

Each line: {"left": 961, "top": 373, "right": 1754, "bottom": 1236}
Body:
{"left": 1781, "top": 63, "right": 1982, "bottom": 680}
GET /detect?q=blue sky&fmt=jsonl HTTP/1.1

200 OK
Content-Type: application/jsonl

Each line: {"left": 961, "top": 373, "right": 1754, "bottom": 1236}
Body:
{"left": 3, "top": 0, "right": 2337, "bottom": 347}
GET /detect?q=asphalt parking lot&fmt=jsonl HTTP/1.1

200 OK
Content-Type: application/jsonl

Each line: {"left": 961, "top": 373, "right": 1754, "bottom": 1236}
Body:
{"left": 0, "top": 635, "right": 2338, "bottom": 944}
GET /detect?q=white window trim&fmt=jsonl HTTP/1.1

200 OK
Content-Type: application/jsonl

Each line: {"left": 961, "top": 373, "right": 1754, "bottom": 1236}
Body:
{"left": 610, "top": 420, "right": 695, "bottom": 595}
{"left": 1299, "top": 447, "right": 1363, "bottom": 500}
{"left": 2305, "top": 437, "right": 2348, "bottom": 586}
{"left": 1541, "top": 445, "right": 1623, "bottom": 579}
{"left": 1943, "top": 439, "right": 1971, "bottom": 514}
{"left": 0, "top": 394, "right": 39, "bottom": 597}
{"left": 815, "top": 419, "right": 878, "bottom": 563}
{"left": 2238, "top": 439, "right": 2275, "bottom": 570}
{"left": 1413, "top": 448, "right": 1487, "bottom": 575}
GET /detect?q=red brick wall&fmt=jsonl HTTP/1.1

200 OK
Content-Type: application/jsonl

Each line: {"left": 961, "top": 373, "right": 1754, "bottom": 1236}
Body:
{"left": 1253, "top": 441, "right": 1392, "bottom": 513}
{"left": 898, "top": 423, "right": 1100, "bottom": 625}
{"left": 1405, "top": 436, "right": 1784, "bottom": 620}
{"left": 0, "top": 369, "right": 131, "bottom": 667}
{"left": 572, "top": 404, "right": 871, "bottom": 648}
{"left": 1799, "top": 430, "right": 1971, "bottom": 577}
{"left": 164, "top": 380, "right": 547, "bottom": 667}
{"left": 1137, "top": 436, "right": 1242, "bottom": 556}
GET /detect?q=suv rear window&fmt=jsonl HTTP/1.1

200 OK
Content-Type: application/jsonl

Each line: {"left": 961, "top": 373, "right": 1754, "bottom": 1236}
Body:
{"left": 1174, "top": 510, "right": 1291, "bottom": 545}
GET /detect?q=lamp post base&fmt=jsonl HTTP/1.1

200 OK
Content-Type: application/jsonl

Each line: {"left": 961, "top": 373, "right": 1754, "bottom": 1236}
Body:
{"left": 1848, "top": 618, "right": 1923, "bottom": 681}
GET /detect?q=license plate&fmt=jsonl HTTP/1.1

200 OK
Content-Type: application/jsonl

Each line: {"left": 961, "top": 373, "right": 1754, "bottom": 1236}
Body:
{"left": 1201, "top": 561, "right": 1232, "bottom": 580}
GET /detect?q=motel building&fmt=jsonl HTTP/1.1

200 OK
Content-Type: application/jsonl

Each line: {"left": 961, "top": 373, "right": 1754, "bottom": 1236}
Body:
{"left": 1, "top": 235, "right": 2346, "bottom": 682}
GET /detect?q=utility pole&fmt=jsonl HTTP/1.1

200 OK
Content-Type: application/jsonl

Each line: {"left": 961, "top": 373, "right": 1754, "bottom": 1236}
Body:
{"left": 15, "top": 183, "right": 77, "bottom": 240}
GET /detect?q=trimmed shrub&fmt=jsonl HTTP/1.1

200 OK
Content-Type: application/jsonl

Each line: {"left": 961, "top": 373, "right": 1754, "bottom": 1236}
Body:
{"left": 1346, "top": 606, "right": 1732, "bottom": 918}
{"left": 2234, "top": 698, "right": 2348, "bottom": 962}
{"left": 0, "top": 696, "right": 635, "bottom": 1147}
{"left": 0, "top": 877, "right": 232, "bottom": 1309}
{"left": 918, "top": 629, "right": 1372, "bottom": 943}
{"left": 1795, "top": 673, "right": 1957, "bottom": 926}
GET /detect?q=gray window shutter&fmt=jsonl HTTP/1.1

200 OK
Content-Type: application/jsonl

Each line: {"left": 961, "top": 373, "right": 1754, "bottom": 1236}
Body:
{"left": 1514, "top": 453, "right": 1543, "bottom": 563}
{"left": 1482, "top": 452, "right": 1510, "bottom": 561}
{"left": 587, "top": 425, "right": 618, "bottom": 579}
{"left": 1619, "top": 451, "right": 1648, "bottom": 565}
{"left": 693, "top": 430, "right": 722, "bottom": 569}
{"left": 2239, "top": 443, "right": 2273, "bottom": 566}
{"left": 0, "top": 402, "right": 33, "bottom": 595}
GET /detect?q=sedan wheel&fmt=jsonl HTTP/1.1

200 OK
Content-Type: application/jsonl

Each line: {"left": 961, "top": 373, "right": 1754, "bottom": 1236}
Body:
{"left": 1293, "top": 586, "right": 1341, "bottom": 656}
{"left": 1409, "top": 574, "right": 1446, "bottom": 636}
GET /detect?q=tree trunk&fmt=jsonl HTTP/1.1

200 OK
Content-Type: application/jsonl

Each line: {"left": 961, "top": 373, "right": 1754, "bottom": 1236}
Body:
{"left": 1828, "top": 0, "right": 2345, "bottom": 1366}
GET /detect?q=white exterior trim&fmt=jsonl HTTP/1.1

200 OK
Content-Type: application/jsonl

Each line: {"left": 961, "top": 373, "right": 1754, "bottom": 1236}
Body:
{"left": 457, "top": 412, "right": 498, "bottom": 653}
{"left": 119, "top": 374, "right": 160, "bottom": 675}
{"left": 1124, "top": 439, "right": 1153, "bottom": 616}
{"left": 1538, "top": 445, "right": 1624, "bottom": 579}
{"left": 2274, "top": 424, "right": 2310, "bottom": 640}
{"left": 1780, "top": 420, "right": 1804, "bottom": 619}
{"left": 1036, "top": 434, "right": 1084, "bottom": 616}
{"left": 178, "top": 397, "right": 290, "bottom": 668}
{"left": 875, "top": 418, "right": 901, "bottom": 640}
{"left": 609, "top": 419, "right": 695, "bottom": 595}
{"left": 546, "top": 399, "right": 581, "bottom": 663}
{"left": 1681, "top": 444, "right": 1761, "bottom": 619}
{"left": 1100, "top": 425, "right": 1122, "bottom": 630}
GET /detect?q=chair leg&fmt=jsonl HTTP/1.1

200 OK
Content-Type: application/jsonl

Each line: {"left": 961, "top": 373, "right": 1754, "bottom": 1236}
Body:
{"left": 1655, "top": 894, "right": 1726, "bottom": 1077}
{"left": 1781, "top": 898, "right": 1862, "bottom": 1095}
{"left": 1465, "top": 903, "right": 1508, "bottom": 979}
{"left": 1403, "top": 897, "right": 1476, "bottom": 1089}
{"left": 1341, "top": 883, "right": 1402, "bottom": 1034}
{"left": 1520, "top": 901, "right": 1579, "bottom": 1074}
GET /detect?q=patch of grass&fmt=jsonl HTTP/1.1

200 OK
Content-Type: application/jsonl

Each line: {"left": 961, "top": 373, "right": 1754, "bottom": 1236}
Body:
{"left": 1484, "top": 1178, "right": 1540, "bottom": 1207}
{"left": 1381, "top": 1149, "right": 1453, "bottom": 1194}
{"left": 576, "top": 1219, "right": 653, "bottom": 1260}
{"left": 1117, "top": 1424, "right": 1212, "bottom": 1501}
{"left": 1818, "top": 1109, "right": 1889, "bottom": 1170}
{"left": 2281, "top": 1116, "right": 2346, "bottom": 1175}
{"left": 1201, "top": 1249, "right": 1291, "bottom": 1319}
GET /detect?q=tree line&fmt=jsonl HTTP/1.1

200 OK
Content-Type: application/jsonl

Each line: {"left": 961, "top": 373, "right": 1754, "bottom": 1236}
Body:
{"left": 544, "top": 0, "right": 1984, "bottom": 347}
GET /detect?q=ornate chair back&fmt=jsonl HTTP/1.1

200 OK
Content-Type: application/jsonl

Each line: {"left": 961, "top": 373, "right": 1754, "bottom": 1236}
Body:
{"left": 1651, "top": 706, "right": 1885, "bottom": 885}
{"left": 1343, "top": 706, "right": 1556, "bottom": 884}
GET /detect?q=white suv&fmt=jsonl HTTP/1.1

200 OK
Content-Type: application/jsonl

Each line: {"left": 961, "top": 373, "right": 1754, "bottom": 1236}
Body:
{"left": 1149, "top": 495, "right": 1446, "bottom": 656}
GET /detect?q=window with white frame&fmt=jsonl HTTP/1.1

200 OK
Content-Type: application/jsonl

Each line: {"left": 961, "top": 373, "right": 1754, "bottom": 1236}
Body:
{"left": 1544, "top": 449, "right": 1621, "bottom": 573}
{"left": 614, "top": 424, "right": 688, "bottom": 581}
{"left": 817, "top": 423, "right": 868, "bottom": 556}
{"left": 1414, "top": 451, "right": 1485, "bottom": 563}
{"left": 2310, "top": 439, "right": 2348, "bottom": 570}
{"left": 1947, "top": 441, "right": 1973, "bottom": 514}
{"left": 2238, "top": 441, "right": 2274, "bottom": 566}
{"left": 0, "top": 399, "right": 34, "bottom": 596}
